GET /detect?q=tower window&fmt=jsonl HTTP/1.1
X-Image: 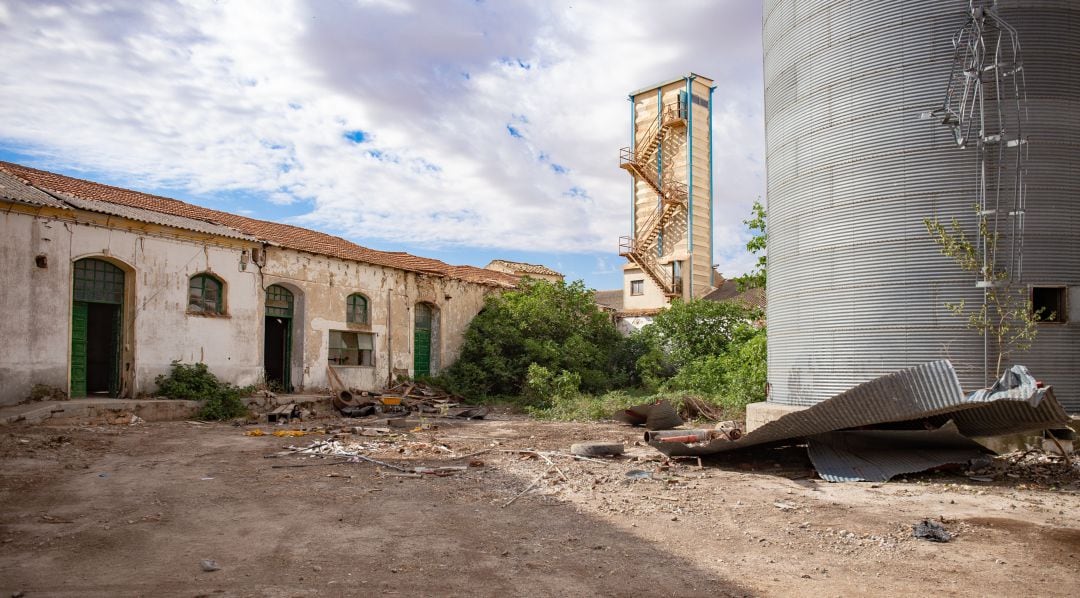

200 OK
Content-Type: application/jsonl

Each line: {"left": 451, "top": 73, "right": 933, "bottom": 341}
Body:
{"left": 630, "top": 280, "right": 644, "bottom": 296}
{"left": 1032, "top": 286, "right": 1066, "bottom": 323}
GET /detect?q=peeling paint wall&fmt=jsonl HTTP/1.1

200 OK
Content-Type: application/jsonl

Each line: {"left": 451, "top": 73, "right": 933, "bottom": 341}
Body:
{"left": 0, "top": 205, "right": 501, "bottom": 405}
{"left": 0, "top": 208, "right": 263, "bottom": 405}
{"left": 259, "top": 248, "right": 491, "bottom": 393}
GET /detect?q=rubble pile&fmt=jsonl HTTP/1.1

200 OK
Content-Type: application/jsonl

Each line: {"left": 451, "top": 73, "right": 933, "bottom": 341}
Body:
{"left": 327, "top": 373, "right": 488, "bottom": 420}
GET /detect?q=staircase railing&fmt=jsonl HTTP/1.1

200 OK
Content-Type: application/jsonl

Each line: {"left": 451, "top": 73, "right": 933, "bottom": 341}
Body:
{"left": 616, "top": 98, "right": 691, "bottom": 298}
{"left": 619, "top": 236, "right": 680, "bottom": 296}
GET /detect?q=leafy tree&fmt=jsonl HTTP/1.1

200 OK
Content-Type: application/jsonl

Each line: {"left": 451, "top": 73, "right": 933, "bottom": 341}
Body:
{"left": 665, "top": 327, "right": 767, "bottom": 411}
{"left": 439, "top": 278, "right": 624, "bottom": 401}
{"left": 647, "top": 298, "right": 761, "bottom": 370}
{"left": 733, "top": 199, "right": 767, "bottom": 291}
{"left": 924, "top": 208, "right": 1050, "bottom": 380}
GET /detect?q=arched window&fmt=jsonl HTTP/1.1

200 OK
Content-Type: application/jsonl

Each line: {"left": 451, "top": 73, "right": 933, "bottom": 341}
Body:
{"left": 188, "top": 274, "right": 224, "bottom": 314}
{"left": 346, "top": 293, "right": 368, "bottom": 324}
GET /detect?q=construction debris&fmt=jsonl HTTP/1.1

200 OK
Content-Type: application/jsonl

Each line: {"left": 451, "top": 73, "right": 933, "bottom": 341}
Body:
{"left": 327, "top": 374, "right": 489, "bottom": 420}
{"left": 647, "top": 361, "right": 1071, "bottom": 483}
{"left": 912, "top": 520, "right": 952, "bottom": 543}
{"left": 613, "top": 400, "right": 683, "bottom": 430}
{"left": 570, "top": 442, "right": 624, "bottom": 457}
{"left": 266, "top": 403, "right": 300, "bottom": 423}
{"left": 281, "top": 439, "right": 480, "bottom": 477}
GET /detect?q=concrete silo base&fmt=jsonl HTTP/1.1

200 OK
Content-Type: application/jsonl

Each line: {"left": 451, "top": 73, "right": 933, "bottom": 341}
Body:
{"left": 745, "top": 401, "right": 806, "bottom": 432}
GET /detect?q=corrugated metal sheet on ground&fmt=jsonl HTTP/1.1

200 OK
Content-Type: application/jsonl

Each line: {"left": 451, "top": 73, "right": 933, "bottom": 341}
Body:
{"left": 806, "top": 422, "right": 988, "bottom": 483}
{"left": 0, "top": 170, "right": 69, "bottom": 208}
{"left": 58, "top": 193, "right": 259, "bottom": 241}
{"left": 650, "top": 361, "right": 1069, "bottom": 461}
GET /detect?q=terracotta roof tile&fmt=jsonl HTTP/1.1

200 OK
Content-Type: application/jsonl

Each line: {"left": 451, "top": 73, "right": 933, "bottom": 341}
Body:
{"left": 0, "top": 161, "right": 520, "bottom": 288}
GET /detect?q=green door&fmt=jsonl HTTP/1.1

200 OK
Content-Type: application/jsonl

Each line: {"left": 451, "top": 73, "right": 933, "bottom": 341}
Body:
{"left": 413, "top": 303, "right": 432, "bottom": 378}
{"left": 70, "top": 301, "right": 88, "bottom": 397}
{"left": 71, "top": 258, "right": 125, "bottom": 398}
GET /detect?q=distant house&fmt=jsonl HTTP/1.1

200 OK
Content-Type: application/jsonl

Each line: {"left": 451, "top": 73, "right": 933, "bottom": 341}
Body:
{"left": 0, "top": 161, "right": 519, "bottom": 405}
{"left": 702, "top": 277, "right": 766, "bottom": 313}
{"left": 483, "top": 259, "right": 563, "bottom": 283}
{"left": 596, "top": 276, "right": 765, "bottom": 336}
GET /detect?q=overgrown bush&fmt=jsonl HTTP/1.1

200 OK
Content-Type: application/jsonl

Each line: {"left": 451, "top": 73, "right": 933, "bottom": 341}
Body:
{"left": 439, "top": 279, "right": 625, "bottom": 400}
{"left": 665, "top": 327, "right": 767, "bottom": 412}
{"left": 527, "top": 389, "right": 650, "bottom": 421}
{"left": 154, "top": 361, "right": 251, "bottom": 421}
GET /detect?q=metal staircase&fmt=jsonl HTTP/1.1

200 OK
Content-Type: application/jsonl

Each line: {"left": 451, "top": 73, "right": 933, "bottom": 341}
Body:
{"left": 618, "top": 100, "right": 687, "bottom": 296}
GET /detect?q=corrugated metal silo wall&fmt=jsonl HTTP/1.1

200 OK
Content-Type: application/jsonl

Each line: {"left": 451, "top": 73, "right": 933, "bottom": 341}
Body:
{"left": 763, "top": 0, "right": 1080, "bottom": 411}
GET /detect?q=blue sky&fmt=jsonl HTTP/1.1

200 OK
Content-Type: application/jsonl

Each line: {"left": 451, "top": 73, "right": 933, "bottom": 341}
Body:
{"left": 0, "top": 0, "right": 764, "bottom": 291}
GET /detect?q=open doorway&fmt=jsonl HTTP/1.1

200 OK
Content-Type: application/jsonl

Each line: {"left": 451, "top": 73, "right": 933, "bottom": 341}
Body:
{"left": 264, "top": 284, "right": 294, "bottom": 391}
{"left": 70, "top": 258, "right": 125, "bottom": 397}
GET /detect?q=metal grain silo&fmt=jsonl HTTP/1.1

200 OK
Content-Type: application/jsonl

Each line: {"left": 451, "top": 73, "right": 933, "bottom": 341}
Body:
{"left": 763, "top": 0, "right": 1080, "bottom": 412}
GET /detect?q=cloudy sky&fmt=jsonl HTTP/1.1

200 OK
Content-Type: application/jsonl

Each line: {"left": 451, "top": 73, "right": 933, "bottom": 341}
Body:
{"left": 0, "top": 0, "right": 764, "bottom": 290}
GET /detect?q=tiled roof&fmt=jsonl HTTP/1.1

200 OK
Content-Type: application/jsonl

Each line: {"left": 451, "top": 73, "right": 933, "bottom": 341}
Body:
{"left": 615, "top": 307, "right": 664, "bottom": 317}
{"left": 0, "top": 169, "right": 69, "bottom": 208}
{"left": 703, "top": 278, "right": 766, "bottom": 311}
{"left": 593, "top": 289, "right": 623, "bottom": 312}
{"left": 0, "top": 161, "right": 519, "bottom": 288}
{"left": 485, "top": 259, "right": 562, "bottom": 277}
{"left": 59, "top": 192, "right": 258, "bottom": 242}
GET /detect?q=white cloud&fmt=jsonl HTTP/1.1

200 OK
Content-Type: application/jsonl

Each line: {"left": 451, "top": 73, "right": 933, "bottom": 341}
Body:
{"left": 0, "top": 0, "right": 764, "bottom": 273}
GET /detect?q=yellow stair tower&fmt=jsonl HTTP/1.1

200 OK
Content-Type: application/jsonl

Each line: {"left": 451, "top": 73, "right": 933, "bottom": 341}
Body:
{"left": 619, "top": 74, "right": 715, "bottom": 309}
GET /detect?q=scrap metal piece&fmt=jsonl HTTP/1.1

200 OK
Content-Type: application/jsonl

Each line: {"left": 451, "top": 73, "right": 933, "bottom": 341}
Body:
{"left": 807, "top": 421, "right": 988, "bottom": 483}
{"left": 648, "top": 361, "right": 1069, "bottom": 470}
{"left": 614, "top": 400, "right": 683, "bottom": 430}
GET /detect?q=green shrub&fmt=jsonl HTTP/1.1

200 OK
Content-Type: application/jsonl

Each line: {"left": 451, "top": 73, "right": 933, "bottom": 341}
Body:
{"left": 154, "top": 361, "right": 251, "bottom": 421}
{"left": 522, "top": 364, "right": 582, "bottom": 407}
{"left": 440, "top": 279, "right": 624, "bottom": 401}
{"left": 665, "top": 328, "right": 767, "bottom": 413}
{"left": 528, "top": 389, "right": 650, "bottom": 421}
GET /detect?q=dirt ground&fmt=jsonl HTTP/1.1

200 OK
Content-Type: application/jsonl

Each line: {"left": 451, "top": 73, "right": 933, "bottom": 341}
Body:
{"left": 1, "top": 411, "right": 1078, "bottom": 597}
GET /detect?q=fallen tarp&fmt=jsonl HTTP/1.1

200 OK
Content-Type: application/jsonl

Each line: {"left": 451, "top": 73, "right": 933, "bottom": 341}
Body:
{"left": 648, "top": 361, "right": 1069, "bottom": 482}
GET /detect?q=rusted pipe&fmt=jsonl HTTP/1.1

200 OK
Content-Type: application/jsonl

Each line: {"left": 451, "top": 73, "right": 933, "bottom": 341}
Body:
{"left": 644, "top": 429, "right": 715, "bottom": 443}
{"left": 644, "top": 427, "right": 742, "bottom": 443}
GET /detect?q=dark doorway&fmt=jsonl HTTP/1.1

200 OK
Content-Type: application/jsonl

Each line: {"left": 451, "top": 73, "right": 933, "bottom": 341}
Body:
{"left": 84, "top": 303, "right": 121, "bottom": 395}
{"left": 264, "top": 316, "right": 290, "bottom": 390}
{"left": 264, "top": 284, "right": 295, "bottom": 391}
{"left": 71, "top": 258, "right": 125, "bottom": 398}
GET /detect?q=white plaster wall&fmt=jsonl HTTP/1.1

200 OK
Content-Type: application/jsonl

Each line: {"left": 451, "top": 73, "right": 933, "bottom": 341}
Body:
{"left": 259, "top": 249, "right": 494, "bottom": 393}
{"left": 117, "top": 232, "right": 263, "bottom": 391}
{"left": 0, "top": 212, "right": 71, "bottom": 403}
{"left": 0, "top": 209, "right": 263, "bottom": 405}
{"left": 616, "top": 315, "right": 655, "bottom": 336}
{"left": 0, "top": 207, "right": 502, "bottom": 405}
{"left": 622, "top": 265, "right": 668, "bottom": 311}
